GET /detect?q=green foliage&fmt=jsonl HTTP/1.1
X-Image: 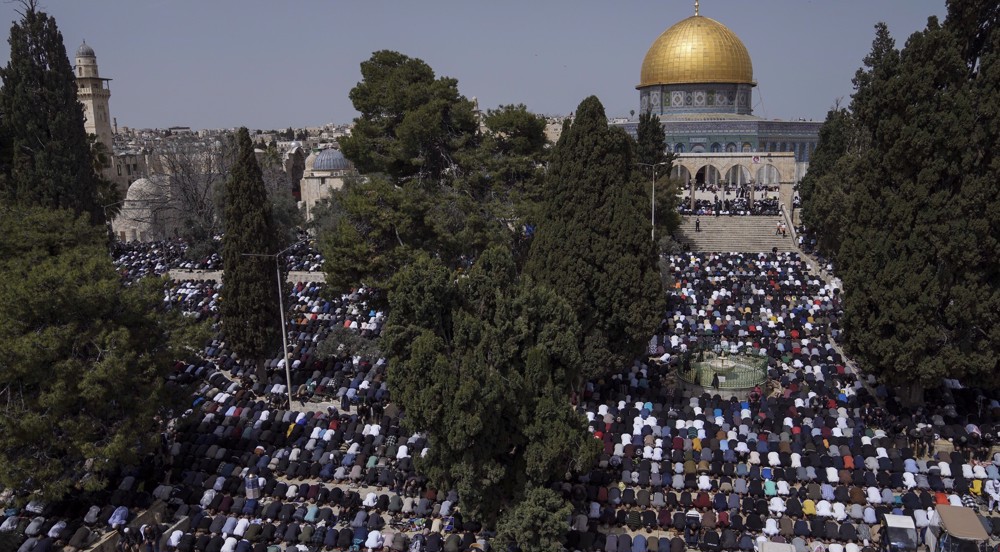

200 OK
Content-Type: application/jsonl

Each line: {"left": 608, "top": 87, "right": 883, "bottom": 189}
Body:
{"left": 221, "top": 128, "right": 280, "bottom": 377}
{"left": 634, "top": 110, "right": 680, "bottom": 236}
{"left": 339, "top": 50, "right": 479, "bottom": 183}
{"left": 0, "top": 6, "right": 110, "bottom": 224}
{"left": 495, "top": 486, "right": 572, "bottom": 552}
{"left": 319, "top": 54, "right": 549, "bottom": 293}
{"left": 635, "top": 110, "right": 669, "bottom": 168}
{"left": 526, "top": 96, "right": 666, "bottom": 380}
{"left": 798, "top": 107, "right": 855, "bottom": 256}
{"left": 0, "top": 207, "right": 192, "bottom": 501}
{"left": 316, "top": 176, "right": 430, "bottom": 293}
{"left": 801, "top": 13, "right": 1000, "bottom": 388}
{"left": 383, "top": 248, "right": 599, "bottom": 524}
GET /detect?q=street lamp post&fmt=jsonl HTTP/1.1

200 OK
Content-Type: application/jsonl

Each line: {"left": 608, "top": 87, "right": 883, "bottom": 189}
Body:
{"left": 243, "top": 239, "right": 307, "bottom": 409}
{"left": 636, "top": 161, "right": 670, "bottom": 242}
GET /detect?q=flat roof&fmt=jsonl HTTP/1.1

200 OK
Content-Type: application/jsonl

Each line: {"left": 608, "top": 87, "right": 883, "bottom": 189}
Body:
{"left": 884, "top": 514, "right": 916, "bottom": 530}
{"left": 936, "top": 505, "right": 989, "bottom": 541}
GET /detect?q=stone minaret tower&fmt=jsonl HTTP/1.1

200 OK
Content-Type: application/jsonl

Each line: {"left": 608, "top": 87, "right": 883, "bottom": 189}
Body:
{"left": 74, "top": 41, "right": 114, "bottom": 156}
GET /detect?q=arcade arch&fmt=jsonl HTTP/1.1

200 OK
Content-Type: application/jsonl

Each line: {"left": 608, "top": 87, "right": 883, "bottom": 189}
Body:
{"left": 756, "top": 164, "right": 781, "bottom": 186}
{"left": 695, "top": 165, "right": 722, "bottom": 186}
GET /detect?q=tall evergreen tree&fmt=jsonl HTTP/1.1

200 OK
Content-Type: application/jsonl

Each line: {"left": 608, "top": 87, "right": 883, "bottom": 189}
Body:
{"left": 803, "top": 13, "right": 999, "bottom": 393}
{"left": 221, "top": 127, "right": 280, "bottom": 380}
{"left": 0, "top": 206, "right": 198, "bottom": 500}
{"left": 798, "top": 105, "right": 854, "bottom": 257}
{"left": 525, "top": 96, "right": 665, "bottom": 381}
{"left": 495, "top": 486, "right": 573, "bottom": 552}
{"left": 339, "top": 50, "right": 479, "bottom": 183}
{"left": 0, "top": 3, "right": 111, "bottom": 224}
{"left": 319, "top": 55, "right": 549, "bottom": 293}
{"left": 635, "top": 110, "right": 669, "bottom": 169}
{"left": 635, "top": 110, "right": 680, "bottom": 238}
{"left": 384, "top": 247, "right": 598, "bottom": 524}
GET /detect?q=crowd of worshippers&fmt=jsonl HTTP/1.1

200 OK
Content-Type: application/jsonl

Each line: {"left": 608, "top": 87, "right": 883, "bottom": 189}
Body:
{"left": 283, "top": 240, "right": 325, "bottom": 273}
{"left": 7, "top": 252, "right": 1000, "bottom": 552}
{"left": 112, "top": 239, "right": 325, "bottom": 283}
{"left": 112, "top": 239, "right": 221, "bottom": 277}
{"left": 112, "top": 239, "right": 190, "bottom": 280}
{"left": 678, "top": 198, "right": 781, "bottom": 217}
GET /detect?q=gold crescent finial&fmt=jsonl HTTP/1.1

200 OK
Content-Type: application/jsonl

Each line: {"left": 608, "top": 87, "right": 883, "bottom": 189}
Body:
{"left": 694, "top": 0, "right": 700, "bottom": 16}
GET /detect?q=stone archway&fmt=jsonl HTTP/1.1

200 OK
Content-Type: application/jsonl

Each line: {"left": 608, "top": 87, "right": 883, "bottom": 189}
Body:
{"left": 695, "top": 165, "right": 722, "bottom": 186}
{"left": 725, "top": 165, "right": 751, "bottom": 186}
{"left": 673, "top": 152, "right": 797, "bottom": 211}
{"left": 756, "top": 164, "right": 781, "bottom": 185}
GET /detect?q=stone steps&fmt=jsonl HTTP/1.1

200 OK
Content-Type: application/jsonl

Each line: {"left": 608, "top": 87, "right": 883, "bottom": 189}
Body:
{"left": 675, "top": 215, "right": 795, "bottom": 252}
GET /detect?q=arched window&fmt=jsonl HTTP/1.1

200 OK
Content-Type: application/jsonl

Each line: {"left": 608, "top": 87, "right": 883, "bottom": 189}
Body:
{"left": 674, "top": 143, "right": 685, "bottom": 153}
{"left": 726, "top": 143, "right": 738, "bottom": 152}
{"left": 710, "top": 143, "right": 722, "bottom": 153}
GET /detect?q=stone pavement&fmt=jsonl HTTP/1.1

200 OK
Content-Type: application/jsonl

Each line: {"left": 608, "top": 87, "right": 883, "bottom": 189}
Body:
{"left": 168, "top": 269, "right": 326, "bottom": 283}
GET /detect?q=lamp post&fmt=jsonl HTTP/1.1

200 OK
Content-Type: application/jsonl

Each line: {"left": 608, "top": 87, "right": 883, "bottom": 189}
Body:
{"left": 243, "top": 239, "right": 308, "bottom": 409}
{"left": 636, "top": 161, "right": 670, "bottom": 242}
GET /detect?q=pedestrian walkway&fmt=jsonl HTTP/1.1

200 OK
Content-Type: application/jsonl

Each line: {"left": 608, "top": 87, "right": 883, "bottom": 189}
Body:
{"left": 675, "top": 216, "right": 796, "bottom": 252}
{"left": 167, "top": 269, "right": 325, "bottom": 283}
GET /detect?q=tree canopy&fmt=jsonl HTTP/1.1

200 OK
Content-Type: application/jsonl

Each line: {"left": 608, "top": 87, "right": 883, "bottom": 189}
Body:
{"left": 0, "top": 207, "right": 190, "bottom": 500}
{"left": 495, "top": 486, "right": 573, "bottom": 552}
{"left": 383, "top": 247, "right": 598, "bottom": 524}
{"left": 635, "top": 110, "right": 680, "bottom": 239}
{"left": 320, "top": 51, "right": 548, "bottom": 293}
{"left": 339, "top": 50, "right": 479, "bottom": 183}
{"left": 0, "top": 4, "right": 115, "bottom": 224}
{"left": 221, "top": 127, "right": 280, "bottom": 379}
{"left": 525, "top": 96, "right": 665, "bottom": 381}
{"left": 800, "top": 6, "right": 1000, "bottom": 390}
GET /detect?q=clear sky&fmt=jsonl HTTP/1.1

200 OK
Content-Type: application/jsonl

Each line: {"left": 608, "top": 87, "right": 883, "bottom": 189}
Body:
{"left": 0, "top": 0, "right": 947, "bottom": 130}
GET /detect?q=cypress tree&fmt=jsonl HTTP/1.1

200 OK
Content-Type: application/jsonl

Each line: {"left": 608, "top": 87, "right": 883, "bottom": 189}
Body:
{"left": 222, "top": 127, "right": 280, "bottom": 381}
{"left": 635, "top": 110, "right": 669, "bottom": 169}
{"left": 0, "top": 206, "right": 197, "bottom": 500}
{"left": 798, "top": 106, "right": 854, "bottom": 257}
{"left": 803, "top": 11, "right": 999, "bottom": 394}
{"left": 0, "top": 3, "right": 108, "bottom": 224}
{"left": 526, "top": 96, "right": 665, "bottom": 381}
{"left": 635, "top": 110, "right": 680, "bottom": 239}
{"left": 383, "top": 247, "right": 598, "bottom": 524}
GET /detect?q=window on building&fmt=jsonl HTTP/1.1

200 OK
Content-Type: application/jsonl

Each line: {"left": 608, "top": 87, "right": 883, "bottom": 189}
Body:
{"left": 126, "top": 164, "right": 132, "bottom": 176}
{"left": 116, "top": 165, "right": 122, "bottom": 176}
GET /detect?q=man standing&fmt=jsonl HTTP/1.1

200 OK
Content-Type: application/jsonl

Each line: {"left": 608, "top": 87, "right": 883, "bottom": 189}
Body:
{"left": 985, "top": 478, "right": 1000, "bottom": 513}
{"left": 695, "top": 218, "right": 701, "bottom": 233}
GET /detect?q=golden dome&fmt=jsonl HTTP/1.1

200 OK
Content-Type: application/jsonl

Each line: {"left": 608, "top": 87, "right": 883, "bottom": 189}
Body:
{"left": 639, "top": 15, "right": 754, "bottom": 88}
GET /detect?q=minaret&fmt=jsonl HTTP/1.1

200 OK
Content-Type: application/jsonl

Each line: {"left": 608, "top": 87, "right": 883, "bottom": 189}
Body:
{"left": 74, "top": 41, "right": 114, "bottom": 156}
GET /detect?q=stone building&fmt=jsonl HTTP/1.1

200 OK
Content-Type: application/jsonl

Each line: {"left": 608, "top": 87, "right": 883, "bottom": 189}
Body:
{"left": 299, "top": 148, "right": 356, "bottom": 221}
{"left": 75, "top": 41, "right": 148, "bottom": 193}
{"left": 112, "top": 176, "right": 182, "bottom": 242}
{"left": 621, "top": 2, "right": 821, "bottom": 198}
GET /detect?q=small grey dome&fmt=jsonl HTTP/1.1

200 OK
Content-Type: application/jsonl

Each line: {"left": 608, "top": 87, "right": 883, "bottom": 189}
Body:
{"left": 312, "top": 148, "right": 352, "bottom": 171}
{"left": 76, "top": 41, "right": 95, "bottom": 58}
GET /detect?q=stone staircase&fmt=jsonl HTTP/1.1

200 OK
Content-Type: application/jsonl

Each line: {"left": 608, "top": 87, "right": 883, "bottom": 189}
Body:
{"left": 674, "top": 215, "right": 796, "bottom": 252}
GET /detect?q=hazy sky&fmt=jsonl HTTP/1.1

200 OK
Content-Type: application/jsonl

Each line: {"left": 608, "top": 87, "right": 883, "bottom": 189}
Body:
{"left": 0, "top": 1, "right": 947, "bottom": 130}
